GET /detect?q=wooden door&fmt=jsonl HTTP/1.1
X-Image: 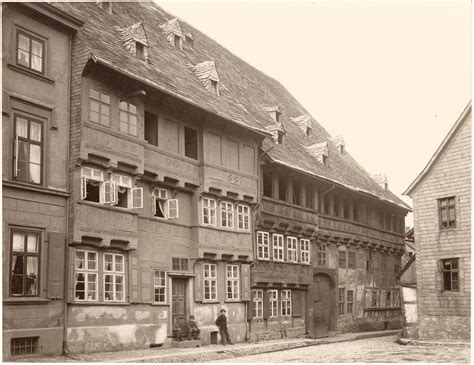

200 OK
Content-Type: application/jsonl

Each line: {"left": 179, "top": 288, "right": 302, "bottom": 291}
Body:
{"left": 313, "top": 275, "right": 331, "bottom": 338}
{"left": 172, "top": 278, "right": 186, "bottom": 330}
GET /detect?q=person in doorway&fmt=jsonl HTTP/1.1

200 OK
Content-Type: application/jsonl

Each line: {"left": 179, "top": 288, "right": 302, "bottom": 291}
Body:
{"left": 215, "top": 309, "right": 233, "bottom": 345}
{"left": 186, "top": 315, "right": 201, "bottom": 340}
{"left": 173, "top": 317, "right": 183, "bottom": 342}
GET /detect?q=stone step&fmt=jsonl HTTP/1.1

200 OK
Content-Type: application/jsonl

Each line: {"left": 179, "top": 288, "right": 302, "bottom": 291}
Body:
{"left": 172, "top": 339, "right": 201, "bottom": 348}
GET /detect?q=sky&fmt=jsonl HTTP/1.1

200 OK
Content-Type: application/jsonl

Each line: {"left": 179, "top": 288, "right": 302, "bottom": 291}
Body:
{"left": 156, "top": 0, "right": 471, "bottom": 225}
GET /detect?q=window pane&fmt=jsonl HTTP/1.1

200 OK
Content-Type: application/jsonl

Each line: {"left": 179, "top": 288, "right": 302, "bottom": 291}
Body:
{"left": 104, "top": 254, "right": 113, "bottom": 271}
{"left": 129, "top": 104, "right": 137, "bottom": 114}
{"left": 102, "top": 105, "right": 110, "bottom": 116}
{"left": 16, "top": 117, "right": 28, "bottom": 138}
{"left": 129, "top": 125, "right": 137, "bottom": 136}
{"left": 18, "top": 34, "right": 30, "bottom": 52}
{"left": 90, "top": 100, "right": 100, "bottom": 113}
{"left": 119, "top": 101, "right": 127, "bottom": 110}
{"left": 89, "top": 88, "right": 99, "bottom": 100}
{"left": 452, "top": 259, "right": 458, "bottom": 269}
{"left": 30, "top": 122, "right": 41, "bottom": 142}
{"left": 129, "top": 114, "right": 137, "bottom": 126}
{"left": 76, "top": 251, "right": 85, "bottom": 269}
{"left": 443, "top": 271, "right": 451, "bottom": 289}
{"left": 90, "top": 111, "right": 99, "bottom": 123}
{"left": 26, "top": 234, "right": 38, "bottom": 253}
{"left": 17, "top": 50, "right": 30, "bottom": 67}
{"left": 30, "top": 144, "right": 41, "bottom": 164}
{"left": 31, "top": 39, "right": 43, "bottom": 57}
{"left": 12, "top": 233, "right": 25, "bottom": 252}
{"left": 101, "top": 93, "right": 110, "bottom": 104}
{"left": 31, "top": 55, "right": 42, "bottom": 72}
{"left": 115, "top": 255, "right": 124, "bottom": 272}
{"left": 30, "top": 163, "right": 41, "bottom": 184}
{"left": 12, "top": 255, "right": 24, "bottom": 275}
{"left": 87, "top": 252, "right": 96, "bottom": 270}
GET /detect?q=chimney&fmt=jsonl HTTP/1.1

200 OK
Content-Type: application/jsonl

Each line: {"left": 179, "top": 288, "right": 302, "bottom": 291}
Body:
{"left": 373, "top": 173, "right": 388, "bottom": 190}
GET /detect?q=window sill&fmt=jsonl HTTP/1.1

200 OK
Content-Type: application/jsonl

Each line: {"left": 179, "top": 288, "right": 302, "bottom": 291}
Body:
{"left": 8, "top": 63, "right": 55, "bottom": 84}
{"left": 77, "top": 200, "right": 140, "bottom": 215}
{"left": 224, "top": 299, "right": 241, "bottom": 303}
{"left": 3, "top": 180, "right": 70, "bottom": 197}
{"left": 151, "top": 302, "right": 170, "bottom": 306}
{"left": 71, "top": 301, "right": 130, "bottom": 306}
{"left": 202, "top": 300, "right": 220, "bottom": 304}
{"left": 4, "top": 297, "right": 51, "bottom": 305}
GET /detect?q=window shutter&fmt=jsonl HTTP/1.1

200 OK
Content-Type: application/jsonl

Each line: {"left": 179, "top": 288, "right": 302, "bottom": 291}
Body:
{"left": 14, "top": 134, "right": 19, "bottom": 177}
{"left": 129, "top": 252, "right": 140, "bottom": 303}
{"left": 152, "top": 196, "right": 157, "bottom": 215}
{"left": 132, "top": 187, "right": 143, "bottom": 209}
{"left": 103, "top": 181, "right": 115, "bottom": 204}
{"left": 47, "top": 232, "right": 65, "bottom": 299}
{"left": 81, "top": 177, "right": 88, "bottom": 200}
{"left": 194, "top": 262, "right": 203, "bottom": 302}
{"left": 247, "top": 299, "right": 254, "bottom": 321}
{"left": 263, "top": 290, "right": 270, "bottom": 319}
{"left": 140, "top": 267, "right": 152, "bottom": 303}
{"left": 217, "top": 263, "right": 225, "bottom": 302}
{"left": 67, "top": 247, "right": 75, "bottom": 303}
{"left": 293, "top": 290, "right": 303, "bottom": 317}
{"left": 241, "top": 263, "right": 251, "bottom": 301}
{"left": 168, "top": 199, "right": 179, "bottom": 219}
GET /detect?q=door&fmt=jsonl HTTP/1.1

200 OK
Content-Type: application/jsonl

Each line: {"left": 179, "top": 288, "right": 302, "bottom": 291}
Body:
{"left": 172, "top": 278, "right": 187, "bottom": 331}
{"left": 313, "top": 274, "right": 331, "bottom": 338}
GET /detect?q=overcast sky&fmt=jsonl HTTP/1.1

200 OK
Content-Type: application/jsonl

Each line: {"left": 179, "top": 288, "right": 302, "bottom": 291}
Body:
{"left": 157, "top": 0, "right": 471, "bottom": 225}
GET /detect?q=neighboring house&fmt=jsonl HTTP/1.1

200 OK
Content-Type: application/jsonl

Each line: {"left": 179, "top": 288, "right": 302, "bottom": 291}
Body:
{"left": 2, "top": 2, "right": 83, "bottom": 360}
{"left": 404, "top": 101, "right": 471, "bottom": 341}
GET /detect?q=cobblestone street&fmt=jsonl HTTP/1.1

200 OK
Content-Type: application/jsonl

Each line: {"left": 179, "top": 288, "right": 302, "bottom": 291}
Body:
{"left": 215, "top": 335, "right": 470, "bottom": 363}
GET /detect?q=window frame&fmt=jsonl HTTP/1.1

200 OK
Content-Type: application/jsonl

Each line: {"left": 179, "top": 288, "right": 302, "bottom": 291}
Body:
{"left": 252, "top": 289, "right": 263, "bottom": 318}
{"left": 74, "top": 249, "right": 99, "bottom": 302}
{"left": 89, "top": 87, "right": 111, "bottom": 126}
{"left": 300, "top": 239, "right": 310, "bottom": 264}
{"left": 9, "top": 229, "right": 41, "bottom": 297}
{"left": 118, "top": 100, "right": 138, "bottom": 136}
{"left": 442, "top": 258, "right": 459, "bottom": 292}
{"left": 13, "top": 114, "right": 43, "bottom": 185}
{"left": 438, "top": 197, "right": 456, "bottom": 229}
{"left": 338, "top": 287, "right": 345, "bottom": 315}
{"left": 281, "top": 289, "right": 292, "bottom": 316}
{"left": 226, "top": 264, "right": 240, "bottom": 301}
{"left": 153, "top": 269, "right": 167, "bottom": 304}
{"left": 237, "top": 204, "right": 250, "bottom": 231}
{"left": 286, "top": 236, "right": 298, "bottom": 263}
{"left": 16, "top": 29, "right": 46, "bottom": 75}
{"left": 202, "top": 197, "right": 217, "bottom": 226}
{"left": 317, "top": 244, "right": 327, "bottom": 267}
{"left": 103, "top": 253, "right": 126, "bottom": 302}
{"left": 348, "top": 250, "right": 357, "bottom": 269}
{"left": 257, "top": 231, "right": 270, "bottom": 260}
{"left": 152, "top": 188, "right": 179, "bottom": 219}
{"left": 272, "top": 234, "right": 284, "bottom": 262}
{"left": 203, "top": 263, "right": 217, "bottom": 301}
{"left": 347, "top": 289, "right": 354, "bottom": 314}
{"left": 269, "top": 289, "right": 278, "bottom": 318}
{"left": 338, "top": 250, "right": 347, "bottom": 269}
{"left": 220, "top": 201, "right": 234, "bottom": 229}
{"left": 81, "top": 166, "right": 104, "bottom": 203}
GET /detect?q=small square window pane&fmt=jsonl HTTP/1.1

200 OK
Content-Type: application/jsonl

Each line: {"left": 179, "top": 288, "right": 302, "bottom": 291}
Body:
{"left": 17, "top": 50, "right": 30, "bottom": 68}
{"left": 12, "top": 233, "right": 25, "bottom": 252}
{"left": 129, "top": 114, "right": 137, "bottom": 126}
{"left": 87, "top": 252, "right": 97, "bottom": 270}
{"left": 115, "top": 256, "right": 124, "bottom": 272}
{"left": 29, "top": 164, "right": 41, "bottom": 184}
{"left": 90, "top": 100, "right": 100, "bottom": 113}
{"left": 30, "top": 144, "right": 41, "bottom": 164}
{"left": 27, "top": 257, "right": 38, "bottom": 276}
{"left": 16, "top": 118, "right": 29, "bottom": 138}
{"left": 27, "top": 234, "right": 38, "bottom": 253}
{"left": 129, "top": 104, "right": 137, "bottom": 114}
{"left": 101, "top": 93, "right": 110, "bottom": 104}
{"left": 18, "top": 34, "right": 30, "bottom": 51}
{"left": 31, "top": 40, "right": 43, "bottom": 57}
{"left": 104, "top": 254, "right": 113, "bottom": 271}
{"left": 119, "top": 122, "right": 128, "bottom": 133}
{"left": 452, "top": 260, "right": 458, "bottom": 269}
{"left": 89, "top": 88, "right": 99, "bottom": 100}
{"left": 90, "top": 111, "right": 99, "bottom": 123}
{"left": 102, "top": 105, "right": 110, "bottom": 116}
{"left": 129, "top": 125, "right": 137, "bottom": 136}
{"left": 30, "top": 122, "right": 41, "bottom": 142}
{"left": 76, "top": 251, "right": 85, "bottom": 268}
{"left": 119, "top": 101, "right": 127, "bottom": 110}
{"left": 31, "top": 55, "right": 42, "bottom": 72}
{"left": 100, "top": 114, "right": 110, "bottom": 126}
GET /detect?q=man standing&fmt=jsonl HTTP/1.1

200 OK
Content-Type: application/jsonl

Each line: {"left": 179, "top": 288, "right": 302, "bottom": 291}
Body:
{"left": 215, "top": 309, "right": 233, "bottom": 345}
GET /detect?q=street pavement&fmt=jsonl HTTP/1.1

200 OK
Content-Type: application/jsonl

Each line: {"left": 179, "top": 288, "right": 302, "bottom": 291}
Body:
{"left": 216, "top": 335, "right": 470, "bottom": 363}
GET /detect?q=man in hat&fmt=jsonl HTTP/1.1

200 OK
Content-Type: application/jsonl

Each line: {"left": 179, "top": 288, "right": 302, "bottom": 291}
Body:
{"left": 215, "top": 309, "right": 233, "bottom": 345}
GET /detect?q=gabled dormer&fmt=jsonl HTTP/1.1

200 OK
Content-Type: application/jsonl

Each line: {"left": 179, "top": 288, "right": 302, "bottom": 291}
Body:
{"left": 97, "top": 0, "right": 112, "bottom": 13}
{"left": 330, "top": 135, "right": 345, "bottom": 154}
{"left": 265, "top": 123, "right": 286, "bottom": 145}
{"left": 373, "top": 173, "right": 388, "bottom": 191}
{"left": 306, "top": 142, "right": 329, "bottom": 165}
{"left": 193, "top": 61, "right": 220, "bottom": 95}
{"left": 291, "top": 115, "right": 312, "bottom": 137}
{"left": 265, "top": 106, "right": 282, "bottom": 123}
{"left": 160, "top": 18, "right": 184, "bottom": 50}
{"left": 115, "top": 22, "right": 149, "bottom": 61}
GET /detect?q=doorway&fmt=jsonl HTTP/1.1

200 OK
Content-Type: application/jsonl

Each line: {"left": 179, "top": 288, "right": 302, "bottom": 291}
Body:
{"left": 172, "top": 278, "right": 187, "bottom": 332}
{"left": 312, "top": 274, "right": 331, "bottom": 338}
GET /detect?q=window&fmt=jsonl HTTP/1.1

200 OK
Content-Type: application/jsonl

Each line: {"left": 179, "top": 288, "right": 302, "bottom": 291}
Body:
{"left": 338, "top": 250, "right": 347, "bottom": 269}
{"left": 89, "top": 88, "right": 110, "bottom": 126}
{"left": 152, "top": 188, "right": 178, "bottom": 219}
{"left": 353, "top": 203, "right": 358, "bottom": 221}
{"left": 338, "top": 288, "right": 345, "bottom": 315}
{"left": 210, "top": 80, "right": 219, "bottom": 95}
{"left": 172, "top": 258, "right": 189, "bottom": 271}
{"left": 305, "top": 126, "right": 312, "bottom": 137}
{"left": 286, "top": 237, "right": 298, "bottom": 263}
{"left": 292, "top": 181, "right": 301, "bottom": 205}
{"left": 439, "top": 197, "right": 456, "bottom": 228}
{"left": 281, "top": 290, "right": 292, "bottom": 316}
{"left": 17, "top": 30, "right": 44, "bottom": 73}
{"left": 136, "top": 42, "right": 145, "bottom": 60}
{"left": 333, "top": 198, "right": 339, "bottom": 217}
{"left": 203, "top": 263, "right": 217, "bottom": 301}
{"left": 11, "top": 337, "right": 39, "bottom": 357}
{"left": 144, "top": 111, "right": 158, "bottom": 146}
{"left": 119, "top": 101, "right": 138, "bottom": 136}
{"left": 272, "top": 234, "right": 284, "bottom": 261}
{"left": 111, "top": 174, "right": 143, "bottom": 209}
{"left": 14, "top": 115, "right": 42, "bottom": 184}
{"left": 278, "top": 175, "right": 287, "bottom": 200}
{"left": 104, "top": 253, "right": 125, "bottom": 302}
{"left": 237, "top": 204, "right": 250, "bottom": 231}
{"left": 252, "top": 290, "right": 263, "bottom": 318}
{"left": 277, "top": 130, "right": 284, "bottom": 145}
{"left": 81, "top": 167, "right": 104, "bottom": 203}
{"left": 263, "top": 171, "right": 272, "bottom": 197}
{"left": 317, "top": 244, "right": 327, "bottom": 266}
{"left": 202, "top": 197, "right": 216, "bottom": 226}
{"left": 257, "top": 231, "right": 270, "bottom": 260}
{"left": 348, "top": 251, "right": 357, "bottom": 269}
{"left": 300, "top": 239, "right": 310, "bottom": 264}
{"left": 442, "top": 258, "right": 459, "bottom": 291}
{"left": 173, "top": 34, "right": 181, "bottom": 48}
{"left": 10, "top": 230, "right": 40, "bottom": 296}
{"left": 371, "top": 290, "right": 379, "bottom": 307}
{"left": 74, "top": 249, "right": 98, "bottom": 301}
{"left": 154, "top": 270, "right": 166, "bottom": 303}
{"left": 220, "top": 201, "right": 234, "bottom": 228}
{"left": 323, "top": 197, "right": 330, "bottom": 215}
{"left": 184, "top": 127, "right": 198, "bottom": 160}
{"left": 386, "top": 291, "right": 392, "bottom": 307}
{"left": 269, "top": 290, "right": 278, "bottom": 317}
{"left": 226, "top": 265, "right": 239, "bottom": 300}
{"left": 347, "top": 290, "right": 354, "bottom": 314}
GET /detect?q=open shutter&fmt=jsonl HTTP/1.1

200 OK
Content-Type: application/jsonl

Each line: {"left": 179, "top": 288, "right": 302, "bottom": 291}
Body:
{"left": 47, "top": 232, "right": 65, "bottom": 299}
{"left": 129, "top": 252, "right": 140, "bottom": 303}
{"left": 103, "top": 181, "right": 115, "bottom": 204}
{"left": 132, "top": 187, "right": 143, "bottom": 209}
{"left": 14, "top": 134, "right": 19, "bottom": 177}
{"left": 293, "top": 290, "right": 303, "bottom": 317}
{"left": 67, "top": 247, "right": 75, "bottom": 303}
{"left": 263, "top": 290, "right": 270, "bottom": 319}
{"left": 241, "top": 263, "right": 250, "bottom": 301}
{"left": 194, "top": 262, "right": 203, "bottom": 302}
{"left": 168, "top": 199, "right": 179, "bottom": 219}
{"left": 152, "top": 195, "right": 157, "bottom": 215}
{"left": 140, "top": 267, "right": 152, "bottom": 303}
{"left": 81, "top": 177, "right": 88, "bottom": 200}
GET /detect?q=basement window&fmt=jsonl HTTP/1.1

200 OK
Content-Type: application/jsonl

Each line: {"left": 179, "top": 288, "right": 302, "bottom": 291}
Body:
{"left": 11, "top": 337, "right": 39, "bottom": 356}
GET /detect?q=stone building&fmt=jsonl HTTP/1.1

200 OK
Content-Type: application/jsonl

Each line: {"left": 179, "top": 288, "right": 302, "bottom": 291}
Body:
{"left": 2, "top": 2, "right": 83, "bottom": 360}
{"left": 3, "top": 1, "right": 411, "bottom": 357}
{"left": 404, "top": 101, "right": 471, "bottom": 341}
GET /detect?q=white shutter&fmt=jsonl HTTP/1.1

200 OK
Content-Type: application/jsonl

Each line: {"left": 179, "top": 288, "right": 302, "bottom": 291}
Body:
{"left": 132, "top": 187, "right": 143, "bottom": 209}
{"left": 81, "top": 177, "right": 88, "bottom": 200}
{"left": 103, "top": 181, "right": 115, "bottom": 204}
{"left": 152, "top": 195, "right": 157, "bottom": 215}
{"left": 14, "top": 134, "right": 19, "bottom": 177}
{"left": 168, "top": 199, "right": 179, "bottom": 219}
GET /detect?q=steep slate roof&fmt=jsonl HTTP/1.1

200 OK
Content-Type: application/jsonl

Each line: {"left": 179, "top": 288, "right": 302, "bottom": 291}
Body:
{"left": 53, "top": 1, "right": 409, "bottom": 211}
{"left": 404, "top": 100, "right": 472, "bottom": 196}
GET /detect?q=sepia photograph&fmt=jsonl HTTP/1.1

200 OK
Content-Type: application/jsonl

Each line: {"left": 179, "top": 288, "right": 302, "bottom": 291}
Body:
{"left": 1, "top": 0, "right": 471, "bottom": 362}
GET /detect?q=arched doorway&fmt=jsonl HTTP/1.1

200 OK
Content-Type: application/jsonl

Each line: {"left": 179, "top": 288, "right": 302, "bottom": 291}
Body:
{"left": 309, "top": 273, "right": 334, "bottom": 338}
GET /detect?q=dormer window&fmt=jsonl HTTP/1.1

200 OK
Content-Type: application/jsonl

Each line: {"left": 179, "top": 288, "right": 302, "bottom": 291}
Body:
{"left": 306, "top": 142, "right": 329, "bottom": 166}
{"left": 97, "top": 1, "right": 112, "bottom": 13}
{"left": 274, "top": 110, "right": 281, "bottom": 123}
{"left": 173, "top": 34, "right": 181, "bottom": 48}
{"left": 193, "top": 61, "right": 220, "bottom": 95}
{"left": 277, "top": 131, "right": 284, "bottom": 145}
{"left": 136, "top": 42, "right": 145, "bottom": 60}
{"left": 115, "top": 23, "right": 149, "bottom": 62}
{"left": 265, "top": 122, "right": 286, "bottom": 145}
{"left": 305, "top": 126, "right": 312, "bottom": 137}
{"left": 210, "top": 80, "right": 218, "bottom": 96}
{"left": 291, "top": 115, "right": 313, "bottom": 137}
{"left": 160, "top": 18, "right": 184, "bottom": 50}
{"left": 330, "top": 135, "right": 345, "bottom": 154}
